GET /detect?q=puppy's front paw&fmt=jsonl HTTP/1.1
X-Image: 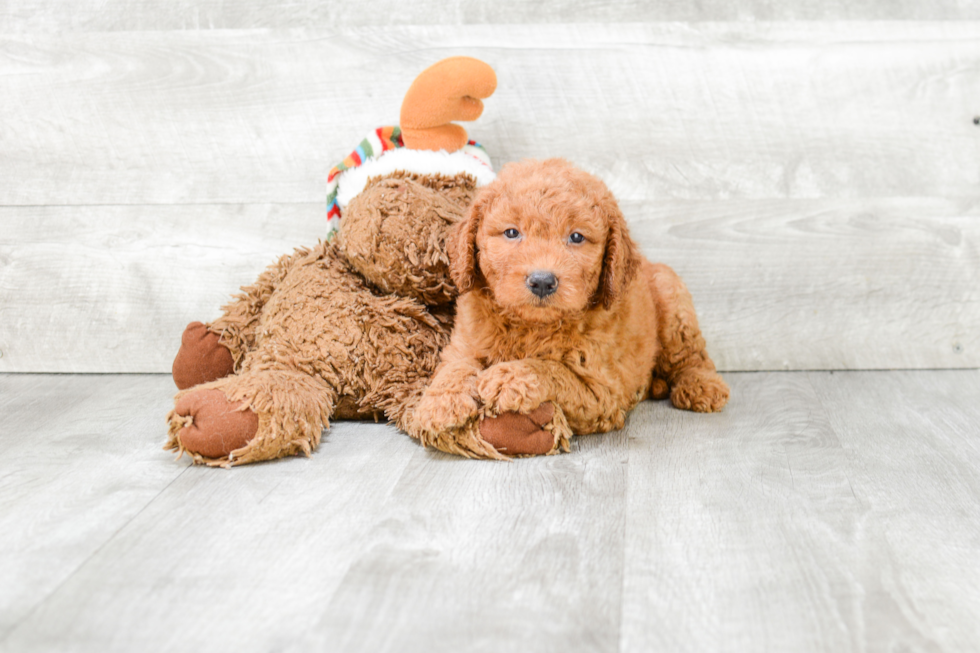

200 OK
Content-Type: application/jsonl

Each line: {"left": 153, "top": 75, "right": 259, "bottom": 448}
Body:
{"left": 477, "top": 362, "right": 548, "bottom": 415}
{"left": 414, "top": 389, "right": 480, "bottom": 433}
{"left": 670, "top": 369, "right": 730, "bottom": 413}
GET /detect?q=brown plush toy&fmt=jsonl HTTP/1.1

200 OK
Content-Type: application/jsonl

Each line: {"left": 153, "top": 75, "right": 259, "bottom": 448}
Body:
{"left": 166, "top": 57, "right": 570, "bottom": 466}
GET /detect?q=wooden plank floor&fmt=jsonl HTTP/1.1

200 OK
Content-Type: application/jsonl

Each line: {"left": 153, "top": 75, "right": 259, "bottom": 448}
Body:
{"left": 1, "top": 371, "right": 977, "bottom": 652}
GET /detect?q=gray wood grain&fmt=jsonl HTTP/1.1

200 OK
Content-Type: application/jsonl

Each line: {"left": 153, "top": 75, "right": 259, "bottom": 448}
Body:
{"left": 0, "top": 375, "right": 628, "bottom": 653}
{"left": 2, "top": 197, "right": 976, "bottom": 373}
{"left": 0, "top": 374, "right": 186, "bottom": 642}
{"left": 4, "top": 22, "right": 978, "bottom": 373}
{"left": 806, "top": 370, "right": 980, "bottom": 653}
{"left": 2, "top": 371, "right": 978, "bottom": 652}
{"left": 2, "top": 0, "right": 978, "bottom": 32}
{"left": 291, "top": 430, "right": 627, "bottom": 653}
{"left": 620, "top": 373, "right": 861, "bottom": 651}
{"left": 619, "top": 370, "right": 980, "bottom": 653}
{"left": 0, "top": 203, "right": 323, "bottom": 373}
{"left": 1, "top": 23, "right": 978, "bottom": 206}
{"left": 634, "top": 197, "right": 980, "bottom": 371}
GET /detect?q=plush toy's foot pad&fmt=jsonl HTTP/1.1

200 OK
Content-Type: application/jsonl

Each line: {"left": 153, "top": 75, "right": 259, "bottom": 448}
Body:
{"left": 174, "top": 389, "right": 258, "bottom": 458}
{"left": 172, "top": 322, "right": 235, "bottom": 390}
{"left": 480, "top": 402, "right": 556, "bottom": 456}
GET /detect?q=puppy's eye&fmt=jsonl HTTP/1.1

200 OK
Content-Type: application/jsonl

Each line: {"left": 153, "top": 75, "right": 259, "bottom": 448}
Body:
{"left": 503, "top": 228, "right": 520, "bottom": 240}
{"left": 569, "top": 232, "right": 586, "bottom": 244}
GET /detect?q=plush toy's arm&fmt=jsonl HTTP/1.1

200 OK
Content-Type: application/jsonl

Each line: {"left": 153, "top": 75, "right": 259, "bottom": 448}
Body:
{"left": 173, "top": 245, "right": 317, "bottom": 390}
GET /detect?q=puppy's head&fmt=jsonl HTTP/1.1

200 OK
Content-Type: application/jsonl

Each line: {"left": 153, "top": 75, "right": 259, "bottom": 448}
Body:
{"left": 450, "top": 158, "right": 639, "bottom": 322}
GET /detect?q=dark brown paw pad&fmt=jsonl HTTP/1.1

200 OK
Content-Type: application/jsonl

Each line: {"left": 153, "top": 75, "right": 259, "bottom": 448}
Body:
{"left": 172, "top": 322, "right": 235, "bottom": 390}
{"left": 480, "top": 402, "right": 557, "bottom": 456}
{"left": 174, "top": 389, "right": 258, "bottom": 458}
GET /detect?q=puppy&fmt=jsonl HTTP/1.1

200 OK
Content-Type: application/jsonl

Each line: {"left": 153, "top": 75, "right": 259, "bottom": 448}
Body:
{"left": 414, "top": 158, "right": 729, "bottom": 455}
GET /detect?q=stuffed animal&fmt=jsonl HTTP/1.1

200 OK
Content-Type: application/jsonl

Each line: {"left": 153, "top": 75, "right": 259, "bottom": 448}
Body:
{"left": 166, "top": 57, "right": 570, "bottom": 466}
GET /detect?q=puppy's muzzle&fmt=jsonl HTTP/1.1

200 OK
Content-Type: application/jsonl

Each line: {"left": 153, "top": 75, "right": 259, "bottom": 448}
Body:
{"left": 526, "top": 271, "right": 558, "bottom": 299}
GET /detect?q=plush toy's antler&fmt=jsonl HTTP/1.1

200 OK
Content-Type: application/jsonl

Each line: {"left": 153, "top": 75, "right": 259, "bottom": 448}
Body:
{"left": 400, "top": 57, "right": 497, "bottom": 153}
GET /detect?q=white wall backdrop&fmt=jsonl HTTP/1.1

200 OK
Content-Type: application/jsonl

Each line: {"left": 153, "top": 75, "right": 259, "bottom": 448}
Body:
{"left": 1, "top": 14, "right": 978, "bottom": 372}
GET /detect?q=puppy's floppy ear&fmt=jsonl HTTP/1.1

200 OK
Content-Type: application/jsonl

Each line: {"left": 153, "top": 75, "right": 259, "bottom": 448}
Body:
{"left": 593, "top": 189, "right": 640, "bottom": 310}
{"left": 449, "top": 184, "right": 495, "bottom": 293}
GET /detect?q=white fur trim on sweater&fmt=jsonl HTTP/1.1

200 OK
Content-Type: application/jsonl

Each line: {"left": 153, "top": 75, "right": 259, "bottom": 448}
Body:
{"left": 336, "top": 148, "right": 497, "bottom": 208}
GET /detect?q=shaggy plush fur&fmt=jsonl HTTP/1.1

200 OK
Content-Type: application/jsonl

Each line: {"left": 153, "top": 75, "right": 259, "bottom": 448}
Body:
{"left": 412, "top": 159, "right": 729, "bottom": 453}
{"left": 167, "top": 172, "right": 484, "bottom": 466}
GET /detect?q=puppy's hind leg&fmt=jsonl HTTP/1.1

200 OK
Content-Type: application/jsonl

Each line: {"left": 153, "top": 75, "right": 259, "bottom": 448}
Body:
{"left": 646, "top": 263, "right": 730, "bottom": 413}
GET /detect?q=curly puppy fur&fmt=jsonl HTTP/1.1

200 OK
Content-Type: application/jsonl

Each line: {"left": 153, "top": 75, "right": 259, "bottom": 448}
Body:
{"left": 413, "top": 158, "right": 729, "bottom": 444}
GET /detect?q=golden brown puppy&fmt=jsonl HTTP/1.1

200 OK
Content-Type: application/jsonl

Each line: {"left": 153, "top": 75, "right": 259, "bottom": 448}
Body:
{"left": 413, "top": 158, "right": 729, "bottom": 455}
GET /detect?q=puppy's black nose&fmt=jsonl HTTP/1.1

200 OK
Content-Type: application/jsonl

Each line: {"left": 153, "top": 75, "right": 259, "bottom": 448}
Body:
{"left": 526, "top": 271, "right": 558, "bottom": 298}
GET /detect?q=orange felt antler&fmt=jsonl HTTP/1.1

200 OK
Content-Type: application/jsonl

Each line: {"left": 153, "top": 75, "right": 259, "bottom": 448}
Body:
{"left": 399, "top": 57, "right": 497, "bottom": 153}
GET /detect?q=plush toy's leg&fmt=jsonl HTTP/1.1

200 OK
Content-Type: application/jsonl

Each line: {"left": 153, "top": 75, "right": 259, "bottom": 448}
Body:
{"left": 170, "top": 389, "right": 258, "bottom": 458}
{"left": 172, "top": 322, "right": 236, "bottom": 390}
{"left": 647, "top": 263, "right": 730, "bottom": 413}
{"left": 172, "top": 248, "right": 309, "bottom": 390}
{"left": 166, "top": 366, "right": 336, "bottom": 467}
{"left": 208, "top": 247, "right": 310, "bottom": 366}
